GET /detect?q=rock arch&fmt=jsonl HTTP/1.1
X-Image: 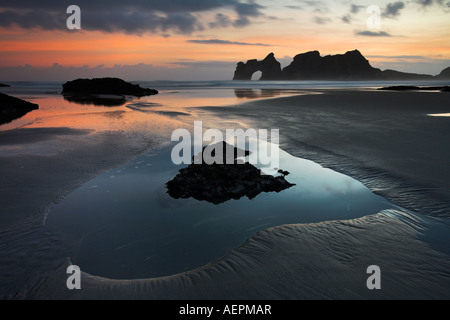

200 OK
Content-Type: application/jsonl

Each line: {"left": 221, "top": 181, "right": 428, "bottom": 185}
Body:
{"left": 233, "top": 53, "right": 283, "bottom": 81}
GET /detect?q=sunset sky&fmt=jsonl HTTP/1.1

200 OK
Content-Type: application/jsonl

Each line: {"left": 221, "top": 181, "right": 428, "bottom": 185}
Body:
{"left": 1, "top": 0, "right": 449, "bottom": 81}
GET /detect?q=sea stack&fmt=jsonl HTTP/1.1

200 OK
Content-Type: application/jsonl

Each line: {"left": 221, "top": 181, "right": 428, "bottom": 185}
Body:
{"left": 233, "top": 50, "right": 447, "bottom": 81}
{"left": 233, "top": 53, "right": 283, "bottom": 80}
{"left": 282, "top": 50, "right": 382, "bottom": 80}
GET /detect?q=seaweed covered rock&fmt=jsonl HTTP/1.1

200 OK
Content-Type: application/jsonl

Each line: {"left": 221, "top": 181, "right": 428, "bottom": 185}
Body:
{"left": 166, "top": 142, "right": 295, "bottom": 204}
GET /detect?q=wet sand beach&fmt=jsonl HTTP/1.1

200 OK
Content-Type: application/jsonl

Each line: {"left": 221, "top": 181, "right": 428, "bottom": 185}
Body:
{"left": 1, "top": 87, "right": 450, "bottom": 299}
{"left": 200, "top": 90, "right": 450, "bottom": 217}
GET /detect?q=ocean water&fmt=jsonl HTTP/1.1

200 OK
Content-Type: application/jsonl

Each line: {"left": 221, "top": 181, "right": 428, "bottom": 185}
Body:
{"left": 3, "top": 79, "right": 449, "bottom": 131}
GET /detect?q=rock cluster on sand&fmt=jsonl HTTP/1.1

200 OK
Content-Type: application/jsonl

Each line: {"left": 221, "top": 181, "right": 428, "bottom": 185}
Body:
{"left": 0, "top": 92, "right": 39, "bottom": 125}
{"left": 166, "top": 142, "right": 295, "bottom": 204}
{"left": 62, "top": 77, "right": 158, "bottom": 96}
{"left": 233, "top": 50, "right": 447, "bottom": 81}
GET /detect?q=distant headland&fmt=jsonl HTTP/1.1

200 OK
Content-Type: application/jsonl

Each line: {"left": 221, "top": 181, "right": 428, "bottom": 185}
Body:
{"left": 233, "top": 50, "right": 450, "bottom": 81}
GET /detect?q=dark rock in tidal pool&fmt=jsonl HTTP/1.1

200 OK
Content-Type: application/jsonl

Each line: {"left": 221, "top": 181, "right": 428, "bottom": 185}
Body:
{"left": 166, "top": 142, "right": 295, "bottom": 205}
{"left": 192, "top": 142, "right": 251, "bottom": 165}
{"left": 62, "top": 77, "right": 158, "bottom": 101}
{"left": 0, "top": 93, "right": 39, "bottom": 125}
{"left": 0, "top": 83, "right": 10, "bottom": 87}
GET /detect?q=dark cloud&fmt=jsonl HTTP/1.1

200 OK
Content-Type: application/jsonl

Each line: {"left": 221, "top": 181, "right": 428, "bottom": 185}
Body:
{"left": 234, "top": 1, "right": 263, "bottom": 17}
{"left": 209, "top": 13, "right": 232, "bottom": 28}
{"left": 234, "top": 2, "right": 264, "bottom": 27}
{"left": 417, "top": 0, "right": 434, "bottom": 5}
{"left": 0, "top": 9, "right": 66, "bottom": 30}
{"left": 187, "top": 39, "right": 272, "bottom": 46}
{"left": 416, "top": 0, "right": 450, "bottom": 8}
{"left": 355, "top": 30, "right": 392, "bottom": 37}
{"left": 313, "top": 16, "right": 331, "bottom": 24}
{"left": 0, "top": 0, "right": 264, "bottom": 34}
{"left": 76, "top": 10, "right": 202, "bottom": 34}
{"left": 0, "top": 1, "right": 246, "bottom": 13}
{"left": 341, "top": 14, "right": 352, "bottom": 23}
{"left": 296, "top": 0, "right": 329, "bottom": 13}
{"left": 416, "top": 0, "right": 447, "bottom": 6}
{"left": 350, "top": 4, "right": 364, "bottom": 14}
{"left": 285, "top": 5, "right": 303, "bottom": 10}
{"left": 383, "top": 2, "right": 405, "bottom": 18}
{"left": 296, "top": 0, "right": 322, "bottom": 7}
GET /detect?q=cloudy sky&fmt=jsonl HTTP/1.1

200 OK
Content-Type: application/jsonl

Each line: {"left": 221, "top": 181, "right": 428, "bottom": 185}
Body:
{"left": 0, "top": 0, "right": 449, "bottom": 81}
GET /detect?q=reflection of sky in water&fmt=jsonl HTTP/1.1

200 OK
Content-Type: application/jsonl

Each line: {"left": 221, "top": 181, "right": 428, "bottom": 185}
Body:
{"left": 0, "top": 95, "right": 182, "bottom": 132}
{"left": 0, "top": 86, "right": 305, "bottom": 133}
{"left": 46, "top": 142, "right": 394, "bottom": 280}
{"left": 428, "top": 113, "right": 450, "bottom": 117}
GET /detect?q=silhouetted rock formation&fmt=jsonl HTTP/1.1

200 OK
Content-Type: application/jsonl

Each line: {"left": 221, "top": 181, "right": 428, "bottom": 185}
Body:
{"left": 192, "top": 141, "right": 251, "bottom": 165}
{"left": 0, "top": 93, "right": 39, "bottom": 125}
{"left": 0, "top": 83, "right": 10, "bottom": 87}
{"left": 233, "top": 50, "right": 448, "bottom": 81}
{"left": 380, "top": 69, "right": 433, "bottom": 80}
{"left": 233, "top": 53, "right": 283, "bottom": 80}
{"left": 62, "top": 77, "right": 158, "bottom": 97}
{"left": 283, "top": 50, "right": 382, "bottom": 80}
{"left": 166, "top": 142, "right": 295, "bottom": 205}
{"left": 437, "top": 67, "right": 450, "bottom": 79}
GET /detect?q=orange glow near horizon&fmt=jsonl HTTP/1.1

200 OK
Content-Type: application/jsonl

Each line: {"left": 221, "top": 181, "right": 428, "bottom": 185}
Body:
{"left": 1, "top": 27, "right": 448, "bottom": 71}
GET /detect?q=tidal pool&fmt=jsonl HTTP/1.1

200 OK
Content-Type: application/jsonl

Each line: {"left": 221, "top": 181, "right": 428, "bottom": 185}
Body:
{"left": 45, "top": 142, "right": 394, "bottom": 279}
